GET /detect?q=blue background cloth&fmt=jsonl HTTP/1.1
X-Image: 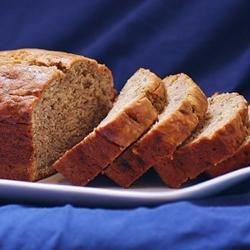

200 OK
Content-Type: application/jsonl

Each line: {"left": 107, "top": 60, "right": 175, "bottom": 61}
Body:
{"left": 0, "top": 0, "right": 249, "bottom": 249}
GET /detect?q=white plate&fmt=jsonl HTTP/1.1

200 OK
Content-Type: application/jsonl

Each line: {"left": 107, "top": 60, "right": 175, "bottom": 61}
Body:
{"left": 0, "top": 167, "right": 249, "bottom": 207}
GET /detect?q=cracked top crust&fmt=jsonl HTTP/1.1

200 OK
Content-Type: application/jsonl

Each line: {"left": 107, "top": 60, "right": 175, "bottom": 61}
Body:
{"left": 0, "top": 48, "right": 95, "bottom": 71}
{"left": 0, "top": 48, "right": 112, "bottom": 124}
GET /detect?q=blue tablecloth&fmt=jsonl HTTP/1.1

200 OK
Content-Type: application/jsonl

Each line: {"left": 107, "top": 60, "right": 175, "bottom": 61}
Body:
{"left": 0, "top": 1, "right": 249, "bottom": 249}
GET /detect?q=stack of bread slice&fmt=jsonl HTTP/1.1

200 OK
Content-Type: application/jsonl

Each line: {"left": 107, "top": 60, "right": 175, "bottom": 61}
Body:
{"left": 105, "top": 73, "right": 208, "bottom": 187}
{"left": 54, "top": 71, "right": 248, "bottom": 188}
{"left": 0, "top": 49, "right": 249, "bottom": 187}
{"left": 154, "top": 93, "right": 248, "bottom": 187}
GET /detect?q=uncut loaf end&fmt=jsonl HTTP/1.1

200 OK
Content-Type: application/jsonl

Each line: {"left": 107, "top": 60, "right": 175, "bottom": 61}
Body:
{"left": 0, "top": 49, "right": 115, "bottom": 181}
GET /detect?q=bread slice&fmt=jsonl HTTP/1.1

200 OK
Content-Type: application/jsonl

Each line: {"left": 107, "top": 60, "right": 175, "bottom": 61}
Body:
{"left": 154, "top": 93, "right": 248, "bottom": 188}
{"left": 207, "top": 105, "right": 250, "bottom": 177}
{"left": 105, "top": 73, "right": 208, "bottom": 187}
{"left": 53, "top": 68, "right": 166, "bottom": 185}
{"left": 0, "top": 48, "right": 115, "bottom": 181}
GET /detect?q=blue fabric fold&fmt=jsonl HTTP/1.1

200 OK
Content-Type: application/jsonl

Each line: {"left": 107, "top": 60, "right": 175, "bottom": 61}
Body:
{"left": 0, "top": 193, "right": 250, "bottom": 250}
{"left": 0, "top": 0, "right": 249, "bottom": 249}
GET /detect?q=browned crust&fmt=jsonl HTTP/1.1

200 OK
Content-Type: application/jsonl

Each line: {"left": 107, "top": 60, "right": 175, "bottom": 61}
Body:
{"left": 0, "top": 64, "right": 62, "bottom": 124}
{"left": 105, "top": 74, "right": 208, "bottom": 188}
{"left": 0, "top": 64, "right": 61, "bottom": 181}
{"left": 105, "top": 148, "right": 148, "bottom": 187}
{"left": 0, "top": 122, "right": 33, "bottom": 180}
{"left": 0, "top": 49, "right": 115, "bottom": 97}
{"left": 53, "top": 69, "right": 166, "bottom": 185}
{"left": 207, "top": 138, "right": 250, "bottom": 177}
{"left": 154, "top": 95, "right": 248, "bottom": 188}
{"left": 0, "top": 48, "right": 115, "bottom": 181}
{"left": 53, "top": 131, "right": 122, "bottom": 185}
{"left": 133, "top": 76, "right": 208, "bottom": 163}
{"left": 154, "top": 159, "right": 187, "bottom": 188}
{"left": 97, "top": 97, "right": 158, "bottom": 147}
{"left": 0, "top": 48, "right": 96, "bottom": 71}
{"left": 207, "top": 106, "right": 250, "bottom": 177}
{"left": 146, "top": 81, "right": 166, "bottom": 113}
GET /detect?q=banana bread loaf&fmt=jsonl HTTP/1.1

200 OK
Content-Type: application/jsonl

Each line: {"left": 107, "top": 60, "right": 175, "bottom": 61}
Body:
{"left": 0, "top": 48, "right": 115, "bottom": 181}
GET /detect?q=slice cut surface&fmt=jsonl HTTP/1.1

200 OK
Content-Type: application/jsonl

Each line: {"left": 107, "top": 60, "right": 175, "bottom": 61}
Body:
{"left": 105, "top": 73, "right": 208, "bottom": 187}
